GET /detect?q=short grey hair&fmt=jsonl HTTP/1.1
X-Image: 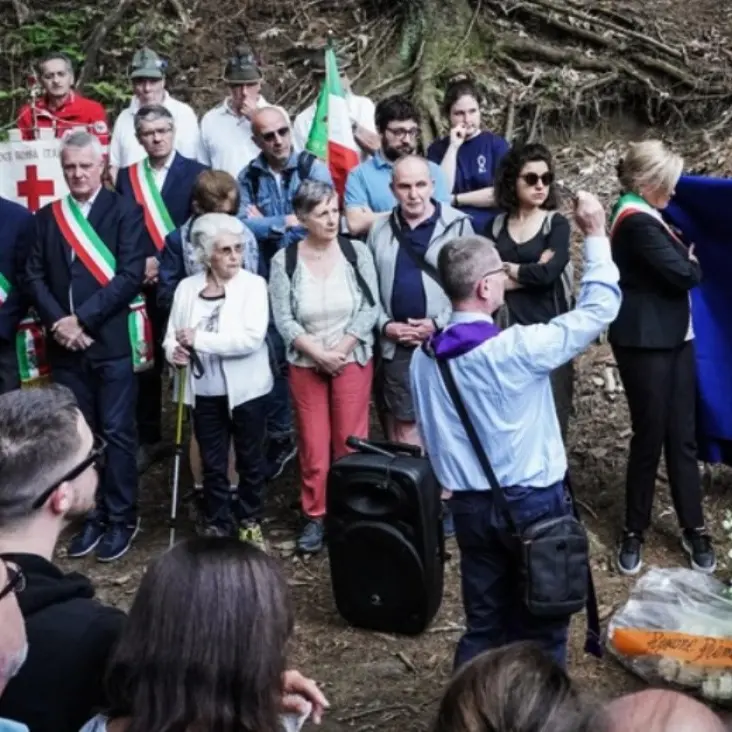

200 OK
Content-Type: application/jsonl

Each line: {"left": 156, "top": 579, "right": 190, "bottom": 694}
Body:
{"left": 293, "top": 180, "right": 337, "bottom": 220}
{"left": 190, "top": 213, "right": 245, "bottom": 269}
{"left": 438, "top": 235, "right": 503, "bottom": 302}
{"left": 38, "top": 51, "right": 73, "bottom": 76}
{"left": 0, "top": 385, "right": 82, "bottom": 527}
{"left": 134, "top": 104, "right": 175, "bottom": 136}
{"left": 60, "top": 130, "right": 104, "bottom": 161}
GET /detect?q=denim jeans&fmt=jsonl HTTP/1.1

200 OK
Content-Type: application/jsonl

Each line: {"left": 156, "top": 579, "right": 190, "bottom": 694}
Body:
{"left": 192, "top": 394, "right": 268, "bottom": 524}
{"left": 265, "top": 324, "right": 293, "bottom": 440}
{"left": 449, "top": 481, "right": 572, "bottom": 670}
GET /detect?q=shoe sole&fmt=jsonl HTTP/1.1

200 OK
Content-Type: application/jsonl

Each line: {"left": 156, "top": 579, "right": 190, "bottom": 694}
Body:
{"left": 269, "top": 446, "right": 298, "bottom": 481}
{"left": 67, "top": 534, "right": 103, "bottom": 559}
{"left": 616, "top": 554, "right": 643, "bottom": 577}
{"left": 96, "top": 520, "right": 141, "bottom": 563}
{"left": 681, "top": 536, "right": 717, "bottom": 574}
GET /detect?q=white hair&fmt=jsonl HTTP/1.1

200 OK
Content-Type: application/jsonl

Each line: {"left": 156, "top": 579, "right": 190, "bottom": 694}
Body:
{"left": 190, "top": 213, "right": 245, "bottom": 269}
{"left": 60, "top": 131, "right": 104, "bottom": 161}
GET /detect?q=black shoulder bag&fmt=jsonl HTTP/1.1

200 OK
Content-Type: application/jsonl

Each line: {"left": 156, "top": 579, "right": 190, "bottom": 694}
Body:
{"left": 436, "top": 358, "right": 602, "bottom": 655}
{"left": 388, "top": 213, "right": 442, "bottom": 287}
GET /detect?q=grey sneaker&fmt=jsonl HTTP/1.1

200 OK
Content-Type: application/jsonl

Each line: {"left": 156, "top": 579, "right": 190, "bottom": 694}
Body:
{"left": 682, "top": 529, "right": 716, "bottom": 574}
{"left": 297, "top": 518, "right": 325, "bottom": 554}
{"left": 617, "top": 532, "right": 643, "bottom": 576}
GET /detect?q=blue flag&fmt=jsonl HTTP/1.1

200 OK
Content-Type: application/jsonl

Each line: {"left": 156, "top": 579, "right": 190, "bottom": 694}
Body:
{"left": 664, "top": 175, "right": 732, "bottom": 464}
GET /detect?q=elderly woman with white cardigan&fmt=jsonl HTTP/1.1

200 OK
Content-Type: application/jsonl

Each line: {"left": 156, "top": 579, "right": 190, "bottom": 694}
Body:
{"left": 269, "top": 180, "right": 379, "bottom": 554}
{"left": 164, "top": 213, "right": 272, "bottom": 545}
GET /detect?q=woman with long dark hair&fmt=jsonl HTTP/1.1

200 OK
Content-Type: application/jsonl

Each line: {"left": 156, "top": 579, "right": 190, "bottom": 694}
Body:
{"left": 79, "top": 537, "right": 327, "bottom": 732}
{"left": 491, "top": 142, "right": 574, "bottom": 439}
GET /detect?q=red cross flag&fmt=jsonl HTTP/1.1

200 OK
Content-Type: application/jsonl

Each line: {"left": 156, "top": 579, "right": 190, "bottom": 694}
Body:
{"left": 0, "top": 134, "right": 67, "bottom": 212}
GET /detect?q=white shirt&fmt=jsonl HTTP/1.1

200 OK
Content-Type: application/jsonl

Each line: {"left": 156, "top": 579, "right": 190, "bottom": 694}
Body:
{"left": 191, "top": 294, "right": 227, "bottom": 396}
{"left": 198, "top": 96, "right": 290, "bottom": 179}
{"left": 149, "top": 151, "right": 176, "bottom": 190}
{"left": 109, "top": 91, "right": 200, "bottom": 168}
{"left": 292, "top": 92, "right": 376, "bottom": 159}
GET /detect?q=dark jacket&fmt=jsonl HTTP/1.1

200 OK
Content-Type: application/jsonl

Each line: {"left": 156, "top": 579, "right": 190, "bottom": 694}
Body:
{"left": 0, "top": 553, "right": 125, "bottom": 732}
{"left": 608, "top": 211, "right": 701, "bottom": 349}
{"left": 0, "top": 198, "right": 33, "bottom": 343}
{"left": 116, "top": 153, "right": 207, "bottom": 258}
{"left": 23, "top": 187, "right": 146, "bottom": 363}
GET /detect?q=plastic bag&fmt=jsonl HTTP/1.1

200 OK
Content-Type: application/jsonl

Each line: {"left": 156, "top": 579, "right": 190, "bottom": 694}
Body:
{"left": 606, "top": 567, "right": 732, "bottom": 705}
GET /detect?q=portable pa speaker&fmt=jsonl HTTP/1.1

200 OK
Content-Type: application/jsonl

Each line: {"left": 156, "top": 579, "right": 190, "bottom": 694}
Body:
{"left": 325, "top": 437, "right": 445, "bottom": 635}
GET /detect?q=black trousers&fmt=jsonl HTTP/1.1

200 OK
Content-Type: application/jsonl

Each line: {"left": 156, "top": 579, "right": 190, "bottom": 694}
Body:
{"left": 136, "top": 285, "right": 165, "bottom": 445}
{"left": 613, "top": 341, "right": 705, "bottom": 533}
{"left": 192, "top": 394, "right": 268, "bottom": 525}
{"left": 0, "top": 338, "right": 20, "bottom": 394}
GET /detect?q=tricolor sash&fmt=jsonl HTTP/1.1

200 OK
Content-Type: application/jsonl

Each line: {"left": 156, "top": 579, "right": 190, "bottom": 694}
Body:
{"left": 51, "top": 195, "right": 154, "bottom": 373}
{"left": 609, "top": 192, "right": 685, "bottom": 246}
{"left": 0, "top": 273, "right": 11, "bottom": 307}
{"left": 16, "top": 311, "right": 50, "bottom": 387}
{"left": 128, "top": 159, "right": 176, "bottom": 251}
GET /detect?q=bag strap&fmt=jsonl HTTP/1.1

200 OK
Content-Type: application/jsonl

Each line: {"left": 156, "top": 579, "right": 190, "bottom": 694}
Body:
{"left": 284, "top": 241, "right": 298, "bottom": 279}
{"left": 491, "top": 212, "right": 506, "bottom": 241}
{"left": 388, "top": 212, "right": 442, "bottom": 288}
{"left": 436, "top": 358, "right": 519, "bottom": 533}
{"left": 338, "top": 235, "right": 375, "bottom": 306}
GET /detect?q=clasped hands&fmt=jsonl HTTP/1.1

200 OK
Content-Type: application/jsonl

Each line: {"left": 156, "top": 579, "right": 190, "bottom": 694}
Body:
{"left": 384, "top": 318, "right": 435, "bottom": 347}
{"left": 171, "top": 327, "right": 196, "bottom": 366}
{"left": 52, "top": 315, "right": 93, "bottom": 351}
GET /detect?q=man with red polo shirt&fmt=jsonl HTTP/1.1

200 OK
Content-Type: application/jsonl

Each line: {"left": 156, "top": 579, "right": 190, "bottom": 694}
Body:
{"left": 16, "top": 52, "right": 109, "bottom": 145}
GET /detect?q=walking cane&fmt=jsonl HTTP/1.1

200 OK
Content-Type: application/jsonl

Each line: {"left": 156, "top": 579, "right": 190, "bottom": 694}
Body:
{"left": 169, "top": 366, "right": 187, "bottom": 548}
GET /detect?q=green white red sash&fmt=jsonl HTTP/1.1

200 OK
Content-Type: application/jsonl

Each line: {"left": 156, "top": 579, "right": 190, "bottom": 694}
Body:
{"left": 16, "top": 311, "right": 50, "bottom": 386}
{"left": 51, "top": 195, "right": 154, "bottom": 373}
{"left": 0, "top": 273, "right": 11, "bottom": 307}
{"left": 128, "top": 159, "right": 176, "bottom": 251}
{"left": 609, "top": 192, "right": 684, "bottom": 245}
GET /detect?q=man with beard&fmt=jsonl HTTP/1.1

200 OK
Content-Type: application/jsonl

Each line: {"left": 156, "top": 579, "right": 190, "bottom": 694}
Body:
{"left": 0, "top": 386, "right": 126, "bottom": 732}
{"left": 16, "top": 52, "right": 109, "bottom": 144}
{"left": 345, "top": 96, "right": 451, "bottom": 238}
{"left": 116, "top": 104, "right": 206, "bottom": 473}
{"left": 108, "top": 48, "right": 200, "bottom": 184}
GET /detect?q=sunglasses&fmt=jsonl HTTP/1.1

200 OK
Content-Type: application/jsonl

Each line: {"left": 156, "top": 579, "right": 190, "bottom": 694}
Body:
{"left": 521, "top": 172, "right": 554, "bottom": 187}
{"left": 261, "top": 126, "right": 290, "bottom": 143}
{"left": 30, "top": 434, "right": 107, "bottom": 510}
{"left": 0, "top": 562, "right": 25, "bottom": 602}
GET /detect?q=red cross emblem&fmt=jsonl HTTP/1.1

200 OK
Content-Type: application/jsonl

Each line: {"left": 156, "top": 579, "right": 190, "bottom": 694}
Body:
{"left": 17, "top": 165, "right": 55, "bottom": 212}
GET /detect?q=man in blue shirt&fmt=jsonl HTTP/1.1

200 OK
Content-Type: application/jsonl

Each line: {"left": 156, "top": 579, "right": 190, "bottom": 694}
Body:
{"left": 238, "top": 106, "right": 332, "bottom": 479}
{"left": 345, "top": 96, "right": 450, "bottom": 237}
{"left": 410, "top": 192, "right": 620, "bottom": 669}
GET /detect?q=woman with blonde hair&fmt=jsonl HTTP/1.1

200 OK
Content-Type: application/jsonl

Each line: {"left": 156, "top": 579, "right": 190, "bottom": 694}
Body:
{"left": 608, "top": 139, "right": 714, "bottom": 576}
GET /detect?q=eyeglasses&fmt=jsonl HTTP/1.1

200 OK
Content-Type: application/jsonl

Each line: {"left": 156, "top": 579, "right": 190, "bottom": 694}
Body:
{"left": 261, "top": 126, "right": 290, "bottom": 143}
{"left": 385, "top": 126, "right": 421, "bottom": 139}
{"left": 139, "top": 126, "right": 173, "bottom": 139}
{"left": 520, "top": 172, "right": 554, "bottom": 187}
{"left": 481, "top": 266, "right": 506, "bottom": 279}
{"left": 0, "top": 562, "right": 25, "bottom": 602}
{"left": 30, "top": 434, "right": 107, "bottom": 510}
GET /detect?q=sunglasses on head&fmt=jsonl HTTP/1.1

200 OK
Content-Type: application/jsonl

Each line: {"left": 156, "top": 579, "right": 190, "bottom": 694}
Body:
{"left": 261, "top": 126, "right": 290, "bottom": 143}
{"left": 30, "top": 434, "right": 107, "bottom": 510}
{"left": 521, "top": 172, "right": 554, "bottom": 187}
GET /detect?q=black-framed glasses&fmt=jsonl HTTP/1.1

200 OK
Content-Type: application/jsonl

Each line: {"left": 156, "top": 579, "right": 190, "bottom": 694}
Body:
{"left": 0, "top": 562, "right": 25, "bottom": 602}
{"left": 30, "top": 434, "right": 107, "bottom": 510}
{"left": 520, "top": 172, "right": 554, "bottom": 187}
{"left": 386, "top": 126, "right": 420, "bottom": 139}
{"left": 481, "top": 266, "right": 506, "bottom": 279}
{"left": 261, "top": 126, "right": 290, "bottom": 143}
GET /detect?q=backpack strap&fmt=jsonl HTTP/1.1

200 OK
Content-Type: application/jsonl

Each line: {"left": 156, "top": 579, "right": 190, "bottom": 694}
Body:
{"left": 338, "top": 235, "right": 375, "bottom": 306}
{"left": 284, "top": 242, "right": 298, "bottom": 279}
{"left": 542, "top": 210, "right": 557, "bottom": 236}
{"left": 491, "top": 212, "right": 507, "bottom": 240}
{"left": 244, "top": 165, "right": 262, "bottom": 202}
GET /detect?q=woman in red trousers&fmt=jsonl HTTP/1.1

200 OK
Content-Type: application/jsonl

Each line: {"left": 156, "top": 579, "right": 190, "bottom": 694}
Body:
{"left": 269, "top": 180, "right": 379, "bottom": 554}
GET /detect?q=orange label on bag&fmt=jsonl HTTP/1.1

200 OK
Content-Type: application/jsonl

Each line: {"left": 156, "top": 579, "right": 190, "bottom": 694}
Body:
{"left": 611, "top": 629, "right": 732, "bottom": 668}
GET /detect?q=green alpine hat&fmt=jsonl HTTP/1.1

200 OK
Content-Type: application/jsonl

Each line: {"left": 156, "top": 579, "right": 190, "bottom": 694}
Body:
{"left": 130, "top": 48, "right": 167, "bottom": 80}
{"left": 224, "top": 46, "right": 262, "bottom": 84}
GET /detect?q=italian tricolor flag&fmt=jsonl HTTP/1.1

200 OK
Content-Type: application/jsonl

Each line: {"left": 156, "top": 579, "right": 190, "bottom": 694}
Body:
{"left": 306, "top": 44, "right": 360, "bottom": 199}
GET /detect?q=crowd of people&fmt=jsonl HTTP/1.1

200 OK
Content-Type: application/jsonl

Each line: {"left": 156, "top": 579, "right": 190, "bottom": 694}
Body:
{"left": 0, "top": 40, "right": 724, "bottom": 732}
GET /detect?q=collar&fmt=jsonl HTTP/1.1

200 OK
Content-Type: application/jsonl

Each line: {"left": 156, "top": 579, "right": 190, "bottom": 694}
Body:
{"left": 253, "top": 150, "right": 299, "bottom": 173}
{"left": 38, "top": 91, "right": 76, "bottom": 111}
{"left": 450, "top": 311, "right": 494, "bottom": 324}
{"left": 425, "top": 312, "right": 500, "bottom": 360}
{"left": 129, "top": 90, "right": 169, "bottom": 113}
{"left": 373, "top": 151, "right": 394, "bottom": 169}
{"left": 149, "top": 151, "right": 176, "bottom": 171}
{"left": 397, "top": 201, "right": 441, "bottom": 230}
{"left": 222, "top": 95, "right": 269, "bottom": 118}
{"left": 72, "top": 186, "right": 102, "bottom": 211}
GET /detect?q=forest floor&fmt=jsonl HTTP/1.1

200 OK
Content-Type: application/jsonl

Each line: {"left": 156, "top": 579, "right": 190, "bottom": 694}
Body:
{"left": 4, "top": 0, "right": 730, "bottom": 726}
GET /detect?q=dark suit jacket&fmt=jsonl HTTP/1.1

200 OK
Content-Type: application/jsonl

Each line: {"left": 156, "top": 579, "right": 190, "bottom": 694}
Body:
{"left": 116, "top": 153, "right": 207, "bottom": 258}
{"left": 24, "top": 187, "right": 146, "bottom": 363}
{"left": 608, "top": 211, "right": 702, "bottom": 349}
{"left": 158, "top": 226, "right": 187, "bottom": 312}
{"left": 0, "top": 197, "right": 33, "bottom": 342}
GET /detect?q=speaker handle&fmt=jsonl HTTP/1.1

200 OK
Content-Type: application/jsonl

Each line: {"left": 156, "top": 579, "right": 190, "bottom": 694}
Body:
{"left": 346, "top": 436, "right": 423, "bottom": 458}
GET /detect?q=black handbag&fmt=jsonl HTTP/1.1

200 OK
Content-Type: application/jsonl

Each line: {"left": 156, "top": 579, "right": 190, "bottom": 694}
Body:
{"left": 437, "top": 359, "right": 599, "bottom": 632}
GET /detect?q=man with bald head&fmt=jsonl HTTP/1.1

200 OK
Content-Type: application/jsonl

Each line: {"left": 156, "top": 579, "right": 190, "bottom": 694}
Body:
{"left": 410, "top": 192, "right": 621, "bottom": 669}
{"left": 368, "top": 154, "right": 472, "bottom": 464}
{"left": 237, "top": 106, "right": 332, "bottom": 479}
{"left": 600, "top": 689, "right": 726, "bottom": 732}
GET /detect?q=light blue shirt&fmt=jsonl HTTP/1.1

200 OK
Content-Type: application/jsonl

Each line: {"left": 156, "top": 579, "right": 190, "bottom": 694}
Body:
{"left": 0, "top": 719, "right": 29, "bottom": 732}
{"left": 410, "top": 235, "right": 621, "bottom": 491}
{"left": 344, "top": 152, "right": 450, "bottom": 213}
